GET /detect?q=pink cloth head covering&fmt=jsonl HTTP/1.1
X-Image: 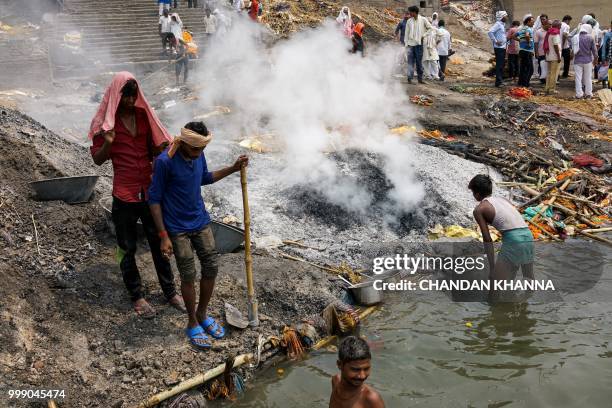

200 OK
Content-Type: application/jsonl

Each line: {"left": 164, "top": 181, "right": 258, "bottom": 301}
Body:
{"left": 88, "top": 71, "right": 172, "bottom": 147}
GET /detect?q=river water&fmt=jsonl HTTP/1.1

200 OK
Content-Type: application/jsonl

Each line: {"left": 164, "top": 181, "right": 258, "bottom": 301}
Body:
{"left": 218, "top": 242, "right": 612, "bottom": 408}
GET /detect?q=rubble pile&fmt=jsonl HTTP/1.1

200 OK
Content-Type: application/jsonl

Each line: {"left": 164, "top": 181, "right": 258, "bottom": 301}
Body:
{"left": 261, "top": 0, "right": 398, "bottom": 40}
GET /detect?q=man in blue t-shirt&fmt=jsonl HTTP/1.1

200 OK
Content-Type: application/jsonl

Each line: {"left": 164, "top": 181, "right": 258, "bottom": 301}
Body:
{"left": 149, "top": 121, "right": 248, "bottom": 350}
{"left": 515, "top": 15, "right": 535, "bottom": 87}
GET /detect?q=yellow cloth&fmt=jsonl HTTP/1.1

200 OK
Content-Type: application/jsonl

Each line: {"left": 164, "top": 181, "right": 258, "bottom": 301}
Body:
{"left": 167, "top": 127, "right": 212, "bottom": 158}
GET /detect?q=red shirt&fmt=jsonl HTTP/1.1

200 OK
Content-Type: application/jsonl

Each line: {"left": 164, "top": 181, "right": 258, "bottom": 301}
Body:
{"left": 91, "top": 108, "right": 154, "bottom": 203}
{"left": 249, "top": 0, "right": 258, "bottom": 20}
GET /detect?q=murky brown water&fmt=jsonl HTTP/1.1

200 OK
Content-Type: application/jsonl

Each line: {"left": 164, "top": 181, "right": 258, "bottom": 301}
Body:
{"left": 218, "top": 243, "right": 612, "bottom": 407}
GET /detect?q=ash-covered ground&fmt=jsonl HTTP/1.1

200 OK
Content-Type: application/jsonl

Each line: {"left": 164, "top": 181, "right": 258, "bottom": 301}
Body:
{"left": 200, "top": 131, "right": 499, "bottom": 267}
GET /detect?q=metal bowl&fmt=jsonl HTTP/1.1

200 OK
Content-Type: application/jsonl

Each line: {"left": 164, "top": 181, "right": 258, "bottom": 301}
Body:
{"left": 349, "top": 280, "right": 382, "bottom": 306}
{"left": 99, "top": 196, "right": 244, "bottom": 253}
{"left": 30, "top": 175, "right": 99, "bottom": 204}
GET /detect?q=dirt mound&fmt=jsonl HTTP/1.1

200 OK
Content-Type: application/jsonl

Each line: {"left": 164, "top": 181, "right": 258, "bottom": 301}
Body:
{"left": 262, "top": 0, "right": 401, "bottom": 40}
{"left": 0, "top": 107, "right": 339, "bottom": 407}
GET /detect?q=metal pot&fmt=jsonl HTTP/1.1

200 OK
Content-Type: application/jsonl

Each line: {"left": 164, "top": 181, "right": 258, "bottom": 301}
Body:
{"left": 349, "top": 280, "right": 382, "bottom": 306}
{"left": 30, "top": 175, "right": 99, "bottom": 204}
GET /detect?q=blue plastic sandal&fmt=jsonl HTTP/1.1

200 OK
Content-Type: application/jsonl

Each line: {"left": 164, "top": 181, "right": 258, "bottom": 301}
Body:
{"left": 200, "top": 316, "right": 225, "bottom": 339}
{"left": 186, "top": 326, "right": 211, "bottom": 350}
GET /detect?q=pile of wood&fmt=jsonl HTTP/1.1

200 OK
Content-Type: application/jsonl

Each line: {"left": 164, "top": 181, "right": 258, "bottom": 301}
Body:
{"left": 421, "top": 138, "right": 611, "bottom": 246}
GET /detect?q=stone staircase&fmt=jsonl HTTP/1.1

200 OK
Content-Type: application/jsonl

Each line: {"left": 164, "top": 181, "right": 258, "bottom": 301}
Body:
{"left": 48, "top": 0, "right": 210, "bottom": 78}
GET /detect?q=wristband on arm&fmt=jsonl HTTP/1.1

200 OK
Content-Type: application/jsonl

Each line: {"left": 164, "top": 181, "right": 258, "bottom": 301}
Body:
{"left": 158, "top": 230, "right": 168, "bottom": 239}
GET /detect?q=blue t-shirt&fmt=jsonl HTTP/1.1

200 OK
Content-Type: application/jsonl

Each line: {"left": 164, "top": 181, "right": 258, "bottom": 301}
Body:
{"left": 148, "top": 150, "right": 214, "bottom": 234}
{"left": 396, "top": 19, "right": 408, "bottom": 44}
{"left": 517, "top": 26, "right": 534, "bottom": 52}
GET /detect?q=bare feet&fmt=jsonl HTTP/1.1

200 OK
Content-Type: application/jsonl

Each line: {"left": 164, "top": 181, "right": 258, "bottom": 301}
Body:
{"left": 134, "top": 298, "right": 156, "bottom": 319}
{"left": 168, "top": 294, "right": 186, "bottom": 312}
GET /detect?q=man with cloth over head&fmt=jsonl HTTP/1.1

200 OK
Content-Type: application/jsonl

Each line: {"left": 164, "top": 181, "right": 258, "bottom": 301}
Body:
{"left": 89, "top": 72, "right": 184, "bottom": 318}
{"left": 149, "top": 122, "right": 248, "bottom": 350}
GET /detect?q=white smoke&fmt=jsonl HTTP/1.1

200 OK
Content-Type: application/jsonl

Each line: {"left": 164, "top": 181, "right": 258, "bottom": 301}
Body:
{"left": 194, "top": 13, "right": 424, "bottom": 215}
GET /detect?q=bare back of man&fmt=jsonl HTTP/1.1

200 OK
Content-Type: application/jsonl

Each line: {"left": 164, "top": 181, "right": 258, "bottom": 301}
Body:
{"left": 329, "top": 374, "right": 384, "bottom": 408}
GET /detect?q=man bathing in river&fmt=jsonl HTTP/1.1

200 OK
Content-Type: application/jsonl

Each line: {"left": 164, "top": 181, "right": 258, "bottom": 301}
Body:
{"left": 90, "top": 72, "right": 185, "bottom": 318}
{"left": 330, "top": 336, "right": 384, "bottom": 408}
{"left": 469, "top": 174, "right": 534, "bottom": 302}
{"left": 149, "top": 121, "right": 248, "bottom": 349}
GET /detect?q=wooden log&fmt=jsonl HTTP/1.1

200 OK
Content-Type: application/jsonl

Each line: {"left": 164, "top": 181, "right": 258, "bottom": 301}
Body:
{"left": 576, "top": 230, "right": 612, "bottom": 247}
{"left": 518, "top": 177, "right": 570, "bottom": 210}
{"left": 521, "top": 185, "right": 540, "bottom": 197}
{"left": 551, "top": 204, "right": 598, "bottom": 228}
{"left": 579, "top": 227, "right": 612, "bottom": 234}
{"left": 531, "top": 178, "right": 572, "bottom": 223}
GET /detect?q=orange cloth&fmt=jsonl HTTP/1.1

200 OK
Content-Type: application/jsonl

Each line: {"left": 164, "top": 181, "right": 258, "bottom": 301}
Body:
{"left": 88, "top": 71, "right": 172, "bottom": 147}
{"left": 167, "top": 128, "right": 213, "bottom": 158}
{"left": 353, "top": 22, "right": 365, "bottom": 36}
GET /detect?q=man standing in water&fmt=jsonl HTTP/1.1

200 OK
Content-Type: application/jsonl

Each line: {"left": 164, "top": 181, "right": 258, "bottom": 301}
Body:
{"left": 330, "top": 336, "right": 385, "bottom": 408}
{"left": 468, "top": 175, "right": 534, "bottom": 302}
{"left": 90, "top": 72, "right": 185, "bottom": 318}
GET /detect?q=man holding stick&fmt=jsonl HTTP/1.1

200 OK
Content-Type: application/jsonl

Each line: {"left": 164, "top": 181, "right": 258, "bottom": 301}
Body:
{"left": 149, "top": 121, "right": 248, "bottom": 349}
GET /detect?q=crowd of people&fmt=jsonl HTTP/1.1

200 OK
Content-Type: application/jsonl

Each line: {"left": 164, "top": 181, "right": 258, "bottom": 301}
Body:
{"left": 394, "top": 6, "right": 453, "bottom": 83}
{"left": 489, "top": 12, "right": 611, "bottom": 97}
{"left": 157, "top": 0, "right": 261, "bottom": 84}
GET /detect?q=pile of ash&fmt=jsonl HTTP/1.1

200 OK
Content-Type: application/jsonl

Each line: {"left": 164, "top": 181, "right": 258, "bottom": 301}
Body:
{"left": 204, "top": 139, "right": 497, "bottom": 267}
{"left": 284, "top": 149, "right": 452, "bottom": 235}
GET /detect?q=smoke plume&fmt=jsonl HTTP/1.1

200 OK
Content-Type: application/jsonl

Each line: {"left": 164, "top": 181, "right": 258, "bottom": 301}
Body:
{"left": 194, "top": 14, "right": 424, "bottom": 216}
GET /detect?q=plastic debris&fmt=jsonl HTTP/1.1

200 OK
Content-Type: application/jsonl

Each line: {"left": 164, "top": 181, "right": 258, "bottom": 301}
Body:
{"left": 163, "top": 100, "right": 177, "bottom": 109}
{"left": 428, "top": 224, "right": 480, "bottom": 240}
{"left": 465, "top": 322, "right": 473, "bottom": 328}
{"left": 238, "top": 138, "right": 266, "bottom": 153}
{"left": 410, "top": 95, "right": 434, "bottom": 106}
{"left": 225, "top": 302, "right": 248, "bottom": 329}
{"left": 572, "top": 153, "right": 604, "bottom": 168}
{"left": 63, "top": 31, "right": 81, "bottom": 46}
{"left": 194, "top": 106, "right": 231, "bottom": 120}
{"left": 390, "top": 125, "right": 417, "bottom": 134}
{"left": 508, "top": 87, "right": 532, "bottom": 99}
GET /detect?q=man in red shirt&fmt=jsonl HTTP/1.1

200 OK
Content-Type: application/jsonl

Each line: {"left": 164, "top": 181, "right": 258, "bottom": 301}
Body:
{"left": 90, "top": 73, "right": 184, "bottom": 318}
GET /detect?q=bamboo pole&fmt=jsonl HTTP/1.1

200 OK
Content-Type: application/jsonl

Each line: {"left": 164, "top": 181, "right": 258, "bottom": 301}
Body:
{"left": 134, "top": 353, "right": 253, "bottom": 408}
{"left": 240, "top": 164, "right": 258, "bottom": 327}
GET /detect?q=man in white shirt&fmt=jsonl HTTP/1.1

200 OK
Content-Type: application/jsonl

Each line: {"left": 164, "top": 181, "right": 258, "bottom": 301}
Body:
{"left": 436, "top": 19, "right": 451, "bottom": 81}
{"left": 159, "top": 9, "right": 172, "bottom": 55}
{"left": 560, "top": 15, "right": 572, "bottom": 78}
{"left": 533, "top": 15, "right": 549, "bottom": 83}
{"left": 404, "top": 5, "right": 432, "bottom": 84}
{"left": 232, "top": 0, "right": 244, "bottom": 13}
{"left": 204, "top": 8, "right": 217, "bottom": 36}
